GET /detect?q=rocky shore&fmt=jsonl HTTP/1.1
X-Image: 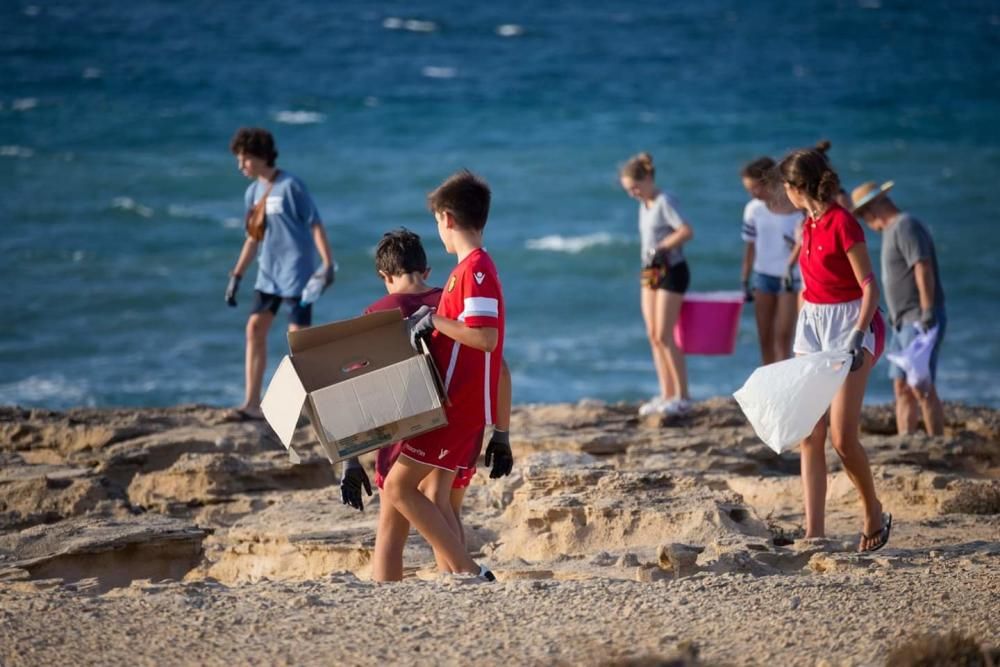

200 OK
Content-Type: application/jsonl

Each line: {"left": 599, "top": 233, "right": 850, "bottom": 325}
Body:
{"left": 1, "top": 400, "right": 997, "bottom": 666}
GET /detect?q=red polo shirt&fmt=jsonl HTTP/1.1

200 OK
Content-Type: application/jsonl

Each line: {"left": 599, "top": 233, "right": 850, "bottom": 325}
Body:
{"left": 800, "top": 203, "right": 866, "bottom": 304}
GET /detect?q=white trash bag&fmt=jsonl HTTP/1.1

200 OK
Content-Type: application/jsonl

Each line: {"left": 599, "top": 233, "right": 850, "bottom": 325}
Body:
{"left": 886, "top": 325, "right": 939, "bottom": 390}
{"left": 733, "top": 351, "right": 852, "bottom": 454}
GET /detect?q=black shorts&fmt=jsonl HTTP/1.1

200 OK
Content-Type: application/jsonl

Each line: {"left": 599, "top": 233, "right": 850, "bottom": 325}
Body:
{"left": 641, "top": 255, "right": 690, "bottom": 294}
{"left": 251, "top": 290, "right": 313, "bottom": 326}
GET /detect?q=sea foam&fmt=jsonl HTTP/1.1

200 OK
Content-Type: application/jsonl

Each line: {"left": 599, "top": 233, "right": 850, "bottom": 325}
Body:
{"left": 525, "top": 232, "right": 623, "bottom": 253}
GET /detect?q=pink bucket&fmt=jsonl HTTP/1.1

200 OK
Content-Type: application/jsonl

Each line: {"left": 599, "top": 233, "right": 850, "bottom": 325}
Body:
{"left": 673, "top": 291, "right": 745, "bottom": 355}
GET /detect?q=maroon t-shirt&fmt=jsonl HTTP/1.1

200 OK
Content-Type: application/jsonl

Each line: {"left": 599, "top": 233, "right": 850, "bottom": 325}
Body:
{"left": 363, "top": 288, "right": 443, "bottom": 317}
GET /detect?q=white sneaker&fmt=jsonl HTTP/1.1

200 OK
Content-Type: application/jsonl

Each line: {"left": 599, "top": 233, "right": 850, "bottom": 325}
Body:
{"left": 661, "top": 398, "right": 692, "bottom": 416}
{"left": 638, "top": 397, "right": 666, "bottom": 416}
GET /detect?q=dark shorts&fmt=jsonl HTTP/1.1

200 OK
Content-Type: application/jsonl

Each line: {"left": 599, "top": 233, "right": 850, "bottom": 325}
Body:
{"left": 251, "top": 290, "right": 312, "bottom": 327}
{"left": 641, "top": 255, "right": 690, "bottom": 294}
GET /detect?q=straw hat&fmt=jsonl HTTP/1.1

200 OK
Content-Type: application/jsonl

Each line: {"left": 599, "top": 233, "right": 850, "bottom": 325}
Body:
{"left": 851, "top": 180, "right": 894, "bottom": 213}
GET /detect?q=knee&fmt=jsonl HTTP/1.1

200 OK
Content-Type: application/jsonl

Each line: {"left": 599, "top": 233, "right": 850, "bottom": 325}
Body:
{"left": 246, "top": 315, "right": 269, "bottom": 341}
{"left": 381, "top": 477, "right": 405, "bottom": 507}
{"left": 829, "top": 432, "right": 856, "bottom": 458}
{"left": 893, "top": 380, "right": 914, "bottom": 403}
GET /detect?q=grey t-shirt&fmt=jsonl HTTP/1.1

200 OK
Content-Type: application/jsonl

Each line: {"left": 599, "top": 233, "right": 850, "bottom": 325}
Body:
{"left": 881, "top": 212, "right": 945, "bottom": 327}
{"left": 639, "top": 192, "right": 687, "bottom": 266}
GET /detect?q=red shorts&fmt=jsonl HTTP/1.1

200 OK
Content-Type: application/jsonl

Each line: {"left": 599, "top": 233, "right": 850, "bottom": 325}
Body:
{"left": 374, "top": 426, "right": 484, "bottom": 489}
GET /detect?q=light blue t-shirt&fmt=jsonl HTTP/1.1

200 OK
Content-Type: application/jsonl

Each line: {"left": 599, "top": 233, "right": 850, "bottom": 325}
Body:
{"left": 244, "top": 171, "right": 322, "bottom": 297}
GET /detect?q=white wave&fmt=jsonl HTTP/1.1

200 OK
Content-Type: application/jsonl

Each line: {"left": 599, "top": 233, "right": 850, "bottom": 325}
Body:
{"left": 496, "top": 24, "right": 524, "bottom": 37}
{"left": 382, "top": 17, "right": 437, "bottom": 32}
{"left": 0, "top": 145, "right": 34, "bottom": 158}
{"left": 0, "top": 375, "right": 92, "bottom": 406}
{"left": 363, "top": 96, "right": 380, "bottom": 107}
{"left": 12, "top": 97, "right": 38, "bottom": 111}
{"left": 222, "top": 217, "right": 242, "bottom": 229}
{"left": 422, "top": 66, "right": 456, "bottom": 79}
{"left": 404, "top": 19, "right": 437, "bottom": 32}
{"left": 23, "top": 5, "right": 40, "bottom": 16}
{"left": 273, "top": 110, "right": 325, "bottom": 125}
{"left": 111, "top": 196, "right": 154, "bottom": 218}
{"left": 82, "top": 67, "right": 102, "bottom": 79}
{"left": 525, "top": 232, "right": 623, "bottom": 253}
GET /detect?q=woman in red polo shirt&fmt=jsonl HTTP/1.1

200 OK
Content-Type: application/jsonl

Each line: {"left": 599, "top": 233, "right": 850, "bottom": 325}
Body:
{"left": 778, "top": 147, "right": 891, "bottom": 553}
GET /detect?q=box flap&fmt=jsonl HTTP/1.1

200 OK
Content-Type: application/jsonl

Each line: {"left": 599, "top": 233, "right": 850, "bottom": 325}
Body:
{"left": 288, "top": 309, "right": 404, "bottom": 355}
{"left": 288, "top": 309, "right": 416, "bottom": 392}
{"left": 260, "top": 355, "right": 307, "bottom": 449}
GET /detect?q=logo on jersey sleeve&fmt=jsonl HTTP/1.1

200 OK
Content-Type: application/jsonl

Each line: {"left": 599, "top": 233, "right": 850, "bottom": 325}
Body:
{"left": 474, "top": 271, "right": 486, "bottom": 285}
{"left": 447, "top": 275, "right": 457, "bottom": 292}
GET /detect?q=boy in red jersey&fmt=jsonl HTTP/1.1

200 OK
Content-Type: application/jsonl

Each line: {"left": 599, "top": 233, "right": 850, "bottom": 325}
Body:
{"left": 338, "top": 227, "right": 512, "bottom": 581}
{"left": 379, "top": 170, "right": 504, "bottom": 581}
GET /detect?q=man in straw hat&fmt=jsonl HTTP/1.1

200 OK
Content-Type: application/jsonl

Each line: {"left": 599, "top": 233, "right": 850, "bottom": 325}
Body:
{"left": 852, "top": 181, "right": 946, "bottom": 435}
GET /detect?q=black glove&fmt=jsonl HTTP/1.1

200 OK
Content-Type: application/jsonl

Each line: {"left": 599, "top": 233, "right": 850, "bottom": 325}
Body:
{"left": 484, "top": 429, "right": 513, "bottom": 479}
{"left": 846, "top": 329, "right": 866, "bottom": 372}
{"left": 340, "top": 459, "right": 372, "bottom": 511}
{"left": 742, "top": 280, "right": 754, "bottom": 303}
{"left": 405, "top": 305, "right": 436, "bottom": 351}
{"left": 918, "top": 308, "right": 936, "bottom": 332}
{"left": 322, "top": 264, "right": 335, "bottom": 290}
{"left": 225, "top": 273, "right": 241, "bottom": 307}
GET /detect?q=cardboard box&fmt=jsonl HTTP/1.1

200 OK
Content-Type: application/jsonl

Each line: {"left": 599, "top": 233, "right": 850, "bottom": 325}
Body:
{"left": 260, "top": 309, "right": 447, "bottom": 464}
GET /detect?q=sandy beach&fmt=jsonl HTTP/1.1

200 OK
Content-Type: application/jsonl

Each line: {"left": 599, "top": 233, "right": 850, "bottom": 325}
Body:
{"left": 1, "top": 400, "right": 997, "bottom": 666}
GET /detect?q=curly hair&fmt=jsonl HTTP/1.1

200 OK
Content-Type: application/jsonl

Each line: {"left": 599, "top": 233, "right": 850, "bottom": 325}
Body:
{"left": 229, "top": 127, "right": 278, "bottom": 167}
{"left": 375, "top": 228, "right": 428, "bottom": 276}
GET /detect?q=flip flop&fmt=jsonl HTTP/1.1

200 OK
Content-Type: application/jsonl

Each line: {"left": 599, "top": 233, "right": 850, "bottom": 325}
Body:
{"left": 858, "top": 512, "right": 892, "bottom": 553}
{"left": 222, "top": 408, "right": 266, "bottom": 423}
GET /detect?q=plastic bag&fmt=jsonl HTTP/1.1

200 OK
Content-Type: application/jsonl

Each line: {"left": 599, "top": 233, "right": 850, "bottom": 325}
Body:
{"left": 886, "top": 324, "right": 939, "bottom": 390}
{"left": 733, "top": 351, "right": 851, "bottom": 454}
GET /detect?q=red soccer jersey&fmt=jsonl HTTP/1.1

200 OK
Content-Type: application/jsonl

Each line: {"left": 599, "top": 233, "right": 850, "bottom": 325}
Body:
{"left": 363, "top": 288, "right": 443, "bottom": 317}
{"left": 800, "top": 203, "right": 867, "bottom": 304}
{"left": 427, "top": 248, "right": 505, "bottom": 431}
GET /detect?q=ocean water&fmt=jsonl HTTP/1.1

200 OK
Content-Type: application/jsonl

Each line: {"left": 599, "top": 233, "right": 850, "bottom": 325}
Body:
{"left": 3, "top": 1, "right": 999, "bottom": 410}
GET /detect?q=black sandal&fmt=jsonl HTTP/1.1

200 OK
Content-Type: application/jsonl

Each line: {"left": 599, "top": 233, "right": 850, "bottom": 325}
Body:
{"left": 858, "top": 512, "right": 892, "bottom": 553}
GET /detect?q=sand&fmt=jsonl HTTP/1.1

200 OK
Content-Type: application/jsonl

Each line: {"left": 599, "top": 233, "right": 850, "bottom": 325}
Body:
{"left": 0, "top": 399, "right": 997, "bottom": 666}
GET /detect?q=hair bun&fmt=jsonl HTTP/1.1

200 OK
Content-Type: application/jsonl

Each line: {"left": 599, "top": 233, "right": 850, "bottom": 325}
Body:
{"left": 815, "top": 139, "right": 832, "bottom": 154}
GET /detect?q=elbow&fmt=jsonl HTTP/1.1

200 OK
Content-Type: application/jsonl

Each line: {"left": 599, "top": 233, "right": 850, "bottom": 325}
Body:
{"left": 482, "top": 332, "right": 500, "bottom": 353}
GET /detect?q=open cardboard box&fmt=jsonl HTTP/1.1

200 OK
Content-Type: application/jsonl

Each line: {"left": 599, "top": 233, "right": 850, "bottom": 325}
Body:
{"left": 260, "top": 309, "right": 447, "bottom": 465}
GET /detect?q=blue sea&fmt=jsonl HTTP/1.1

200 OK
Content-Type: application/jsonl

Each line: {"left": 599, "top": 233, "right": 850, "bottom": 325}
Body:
{"left": 3, "top": 1, "right": 999, "bottom": 409}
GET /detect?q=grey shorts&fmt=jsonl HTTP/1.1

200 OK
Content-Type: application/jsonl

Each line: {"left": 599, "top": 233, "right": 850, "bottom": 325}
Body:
{"left": 793, "top": 300, "right": 876, "bottom": 357}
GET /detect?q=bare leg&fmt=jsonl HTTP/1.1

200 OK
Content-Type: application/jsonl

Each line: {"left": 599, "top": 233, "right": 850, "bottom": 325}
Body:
{"left": 753, "top": 291, "right": 778, "bottom": 365}
{"left": 893, "top": 379, "right": 919, "bottom": 435}
{"left": 656, "top": 290, "right": 688, "bottom": 399}
{"left": 829, "top": 352, "right": 884, "bottom": 547}
{"left": 241, "top": 311, "right": 274, "bottom": 414}
{"left": 382, "top": 457, "right": 478, "bottom": 574}
{"left": 800, "top": 412, "right": 829, "bottom": 538}
{"left": 418, "top": 472, "right": 464, "bottom": 572}
{"left": 371, "top": 494, "right": 410, "bottom": 582}
{"left": 641, "top": 287, "right": 673, "bottom": 399}
{"left": 450, "top": 487, "right": 467, "bottom": 548}
{"left": 773, "top": 292, "right": 798, "bottom": 362}
{"left": 917, "top": 384, "right": 945, "bottom": 436}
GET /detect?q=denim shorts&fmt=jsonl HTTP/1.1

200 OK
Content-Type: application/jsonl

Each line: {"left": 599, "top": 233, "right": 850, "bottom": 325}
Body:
{"left": 251, "top": 290, "right": 313, "bottom": 326}
{"left": 888, "top": 316, "right": 946, "bottom": 383}
{"left": 752, "top": 271, "right": 800, "bottom": 294}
